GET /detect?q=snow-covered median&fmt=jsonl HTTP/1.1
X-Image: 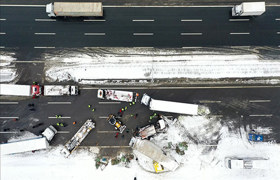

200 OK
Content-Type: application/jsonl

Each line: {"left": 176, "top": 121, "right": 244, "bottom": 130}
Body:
{"left": 43, "top": 48, "right": 280, "bottom": 84}
{"left": 1, "top": 116, "right": 280, "bottom": 180}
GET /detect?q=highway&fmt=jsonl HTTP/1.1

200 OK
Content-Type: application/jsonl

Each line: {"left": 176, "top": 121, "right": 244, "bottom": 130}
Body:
{"left": 0, "top": 6, "right": 280, "bottom": 48}
{"left": 1, "top": 87, "right": 280, "bottom": 151}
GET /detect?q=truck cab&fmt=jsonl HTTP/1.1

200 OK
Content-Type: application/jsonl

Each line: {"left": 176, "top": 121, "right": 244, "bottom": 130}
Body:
{"left": 31, "top": 85, "right": 42, "bottom": 96}
{"left": 70, "top": 86, "right": 78, "bottom": 95}
{"left": 46, "top": 3, "right": 55, "bottom": 17}
{"left": 42, "top": 125, "right": 57, "bottom": 142}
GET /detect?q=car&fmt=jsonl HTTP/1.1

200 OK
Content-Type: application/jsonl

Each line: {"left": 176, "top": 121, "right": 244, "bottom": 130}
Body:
{"left": 107, "top": 114, "right": 126, "bottom": 133}
{"left": 248, "top": 133, "right": 263, "bottom": 142}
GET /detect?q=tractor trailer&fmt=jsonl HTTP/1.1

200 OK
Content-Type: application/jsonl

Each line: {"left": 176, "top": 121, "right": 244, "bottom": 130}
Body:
{"left": 46, "top": 2, "right": 103, "bottom": 18}
{"left": 98, "top": 89, "right": 139, "bottom": 102}
{"left": 0, "top": 125, "right": 57, "bottom": 155}
{"left": 232, "top": 2, "right": 265, "bottom": 16}
{"left": 141, "top": 93, "right": 208, "bottom": 115}
{"left": 0, "top": 84, "right": 41, "bottom": 97}
{"left": 43, "top": 85, "right": 78, "bottom": 96}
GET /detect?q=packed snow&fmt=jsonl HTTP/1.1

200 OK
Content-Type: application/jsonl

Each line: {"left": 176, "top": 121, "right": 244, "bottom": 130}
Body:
{"left": 0, "top": 53, "right": 17, "bottom": 82}
{"left": 1, "top": 115, "right": 280, "bottom": 180}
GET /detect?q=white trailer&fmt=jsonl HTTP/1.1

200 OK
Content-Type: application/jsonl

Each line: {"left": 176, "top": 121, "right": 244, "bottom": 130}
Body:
{"left": 129, "top": 137, "right": 179, "bottom": 172}
{"left": 232, "top": 2, "right": 265, "bottom": 16}
{"left": 61, "top": 119, "right": 95, "bottom": 157}
{"left": 43, "top": 85, "right": 78, "bottom": 96}
{"left": 46, "top": 2, "right": 103, "bottom": 18}
{"left": 0, "top": 84, "right": 41, "bottom": 96}
{"left": 0, "top": 126, "right": 57, "bottom": 155}
{"left": 97, "top": 89, "right": 139, "bottom": 102}
{"left": 141, "top": 93, "right": 200, "bottom": 115}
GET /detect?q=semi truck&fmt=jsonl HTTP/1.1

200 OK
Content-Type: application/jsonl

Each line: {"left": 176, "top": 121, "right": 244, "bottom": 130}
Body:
{"left": 232, "top": 2, "right": 265, "bottom": 16}
{"left": 61, "top": 119, "right": 95, "bottom": 157}
{"left": 43, "top": 85, "right": 78, "bottom": 96}
{"left": 0, "top": 125, "right": 57, "bottom": 155}
{"left": 98, "top": 89, "right": 139, "bottom": 103}
{"left": 225, "top": 157, "right": 269, "bottom": 169}
{"left": 138, "top": 119, "right": 167, "bottom": 139}
{"left": 46, "top": 2, "right": 103, "bottom": 18}
{"left": 129, "top": 137, "right": 179, "bottom": 172}
{"left": 0, "top": 84, "right": 41, "bottom": 97}
{"left": 141, "top": 93, "right": 207, "bottom": 115}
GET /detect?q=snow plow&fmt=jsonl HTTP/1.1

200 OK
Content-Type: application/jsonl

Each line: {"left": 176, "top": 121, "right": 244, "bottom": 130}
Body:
{"left": 107, "top": 115, "right": 126, "bottom": 133}
{"left": 61, "top": 119, "right": 95, "bottom": 157}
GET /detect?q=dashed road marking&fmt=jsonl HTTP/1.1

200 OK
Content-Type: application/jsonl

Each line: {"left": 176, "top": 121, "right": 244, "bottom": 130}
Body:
{"left": 99, "top": 102, "right": 121, "bottom": 104}
{"left": 57, "top": 131, "right": 70, "bottom": 133}
{"left": 34, "top": 33, "right": 56, "bottom": 35}
{"left": 133, "top": 33, "right": 154, "bottom": 36}
{"left": 277, "top": 32, "right": 280, "bottom": 34}
{"left": 34, "top": 46, "right": 55, "bottom": 49}
{"left": 84, "top": 33, "right": 106, "bottom": 36}
{"left": 0, "top": 117, "right": 19, "bottom": 119}
{"left": 199, "top": 100, "right": 221, "bottom": 103}
{"left": 276, "top": 18, "right": 280, "bottom": 21}
{"left": 97, "top": 131, "right": 118, "bottom": 133}
{"left": 84, "top": 19, "right": 106, "bottom": 22}
{"left": 132, "top": 19, "right": 154, "bottom": 22}
{"left": 0, "top": 32, "right": 6, "bottom": 35}
{"left": 181, "top": 32, "right": 202, "bottom": 35}
{"left": 0, "top": 19, "right": 6, "bottom": 21}
{"left": 0, "top": 46, "right": 5, "bottom": 48}
{"left": 48, "top": 117, "right": 71, "bottom": 119}
{"left": 181, "top": 19, "right": 202, "bottom": 22}
{"left": 0, "top": 102, "right": 18, "bottom": 104}
{"left": 99, "top": 116, "right": 108, "bottom": 119}
{"left": 182, "top": 46, "right": 202, "bottom": 48}
{"left": 229, "top": 19, "right": 249, "bottom": 21}
{"left": 249, "top": 100, "right": 271, "bottom": 103}
{"left": 48, "top": 102, "right": 72, "bottom": 104}
{"left": 208, "top": 115, "right": 223, "bottom": 118}
{"left": 35, "top": 19, "right": 56, "bottom": 22}
{"left": 230, "top": 32, "right": 250, "bottom": 35}
{"left": 0, "top": 132, "right": 18, "bottom": 134}
{"left": 95, "top": 146, "right": 130, "bottom": 148}
{"left": 249, "top": 114, "right": 273, "bottom": 117}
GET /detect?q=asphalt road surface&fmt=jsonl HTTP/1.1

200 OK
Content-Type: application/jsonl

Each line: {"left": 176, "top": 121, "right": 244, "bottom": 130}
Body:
{"left": 1, "top": 87, "right": 280, "bottom": 149}
{"left": 0, "top": 6, "right": 280, "bottom": 48}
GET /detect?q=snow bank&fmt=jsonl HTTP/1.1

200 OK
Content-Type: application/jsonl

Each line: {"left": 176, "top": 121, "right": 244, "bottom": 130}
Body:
{"left": 0, "top": 52, "right": 17, "bottom": 82}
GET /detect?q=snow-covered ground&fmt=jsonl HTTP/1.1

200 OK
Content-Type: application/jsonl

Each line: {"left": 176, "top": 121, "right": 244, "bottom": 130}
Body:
{"left": 0, "top": 52, "right": 17, "bottom": 82}
{"left": 43, "top": 48, "right": 280, "bottom": 84}
{"left": 2, "top": 115, "right": 280, "bottom": 180}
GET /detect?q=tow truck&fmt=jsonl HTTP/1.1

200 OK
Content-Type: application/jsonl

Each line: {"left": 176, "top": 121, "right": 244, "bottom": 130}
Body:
{"left": 61, "top": 119, "right": 95, "bottom": 157}
{"left": 107, "top": 115, "right": 126, "bottom": 133}
{"left": 138, "top": 118, "right": 167, "bottom": 139}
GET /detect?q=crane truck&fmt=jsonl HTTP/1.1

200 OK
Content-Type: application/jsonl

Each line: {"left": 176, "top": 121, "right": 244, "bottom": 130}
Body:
{"left": 61, "top": 119, "right": 95, "bottom": 157}
{"left": 0, "top": 125, "right": 57, "bottom": 155}
{"left": 43, "top": 85, "right": 78, "bottom": 96}
{"left": 46, "top": 2, "right": 103, "bottom": 18}
{"left": 98, "top": 89, "right": 139, "bottom": 103}
{"left": 232, "top": 2, "right": 265, "bottom": 16}
{"left": 141, "top": 93, "right": 208, "bottom": 115}
{"left": 0, "top": 84, "right": 41, "bottom": 97}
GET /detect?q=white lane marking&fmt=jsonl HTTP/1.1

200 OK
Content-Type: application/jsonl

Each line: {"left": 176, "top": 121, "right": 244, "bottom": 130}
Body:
{"left": 229, "top": 19, "right": 249, "bottom": 21}
{"left": 133, "top": 33, "right": 154, "bottom": 36}
{"left": 48, "top": 102, "right": 72, "bottom": 104}
{"left": 249, "top": 100, "right": 271, "bottom": 103}
{"left": 83, "top": 19, "right": 106, "bottom": 22}
{"left": 48, "top": 117, "right": 71, "bottom": 119}
{"left": 249, "top": 114, "right": 273, "bottom": 117}
{"left": 97, "top": 131, "right": 118, "bottom": 133}
{"left": 0, "top": 32, "right": 6, "bottom": 35}
{"left": 208, "top": 115, "right": 223, "bottom": 118}
{"left": 0, "top": 46, "right": 5, "bottom": 48}
{"left": 132, "top": 19, "right": 154, "bottom": 22}
{"left": 0, "top": 117, "right": 19, "bottom": 119}
{"left": 199, "top": 100, "right": 221, "bottom": 103}
{"left": 182, "top": 46, "right": 202, "bottom": 48}
{"left": 277, "top": 32, "right": 280, "bottom": 34}
{"left": 57, "top": 131, "right": 70, "bottom": 133}
{"left": 99, "top": 116, "right": 108, "bottom": 119}
{"left": 35, "top": 19, "right": 56, "bottom": 22}
{"left": 34, "top": 33, "right": 56, "bottom": 35}
{"left": 134, "top": 47, "right": 154, "bottom": 48}
{"left": 99, "top": 102, "right": 121, "bottom": 104}
{"left": 181, "top": 19, "right": 202, "bottom": 22}
{"left": 181, "top": 33, "right": 202, "bottom": 35}
{"left": 94, "top": 146, "right": 130, "bottom": 148}
{"left": 84, "top": 33, "right": 106, "bottom": 36}
{"left": 34, "top": 46, "right": 55, "bottom": 49}
{"left": 275, "top": 18, "right": 280, "bottom": 21}
{"left": 0, "top": 19, "right": 6, "bottom": 21}
{"left": 0, "top": 102, "right": 18, "bottom": 104}
{"left": 230, "top": 46, "right": 250, "bottom": 48}
{"left": 0, "top": 132, "right": 18, "bottom": 134}
{"left": 230, "top": 32, "right": 250, "bottom": 35}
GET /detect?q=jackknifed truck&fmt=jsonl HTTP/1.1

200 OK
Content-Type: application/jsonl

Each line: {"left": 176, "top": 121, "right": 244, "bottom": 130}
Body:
{"left": 141, "top": 93, "right": 208, "bottom": 115}
{"left": 61, "top": 119, "right": 95, "bottom": 157}
{"left": 0, "top": 84, "right": 41, "bottom": 97}
{"left": 232, "top": 2, "right": 265, "bottom": 16}
{"left": 46, "top": 2, "right": 103, "bottom": 18}
{"left": 0, "top": 125, "right": 57, "bottom": 155}
{"left": 98, "top": 89, "right": 139, "bottom": 102}
{"left": 43, "top": 85, "right": 78, "bottom": 96}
